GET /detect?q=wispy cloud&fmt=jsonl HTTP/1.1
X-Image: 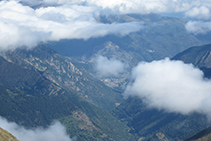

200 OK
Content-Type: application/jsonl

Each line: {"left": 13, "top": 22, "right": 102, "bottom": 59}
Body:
{"left": 0, "top": 116, "right": 73, "bottom": 141}
{"left": 185, "top": 21, "right": 211, "bottom": 34}
{"left": 185, "top": 6, "right": 211, "bottom": 20}
{"left": 94, "top": 55, "right": 127, "bottom": 78}
{"left": 124, "top": 58, "right": 211, "bottom": 119}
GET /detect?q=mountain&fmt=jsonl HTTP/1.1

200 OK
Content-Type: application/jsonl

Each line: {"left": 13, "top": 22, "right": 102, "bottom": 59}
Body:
{"left": 111, "top": 43, "right": 211, "bottom": 140}
{"left": 48, "top": 14, "right": 201, "bottom": 63}
{"left": 173, "top": 44, "right": 211, "bottom": 68}
{"left": 184, "top": 127, "right": 211, "bottom": 141}
{"left": 0, "top": 127, "right": 19, "bottom": 141}
{"left": 1, "top": 44, "right": 124, "bottom": 110}
{"left": 0, "top": 54, "right": 137, "bottom": 141}
{"left": 173, "top": 43, "right": 211, "bottom": 78}
{"left": 112, "top": 96, "right": 209, "bottom": 140}
{"left": 47, "top": 13, "right": 203, "bottom": 92}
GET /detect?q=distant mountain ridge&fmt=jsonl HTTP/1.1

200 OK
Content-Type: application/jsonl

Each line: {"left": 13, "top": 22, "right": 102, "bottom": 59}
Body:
{"left": 49, "top": 13, "right": 201, "bottom": 63}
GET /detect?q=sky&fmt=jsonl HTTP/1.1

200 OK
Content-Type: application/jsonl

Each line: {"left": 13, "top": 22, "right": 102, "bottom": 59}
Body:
{"left": 0, "top": 0, "right": 210, "bottom": 51}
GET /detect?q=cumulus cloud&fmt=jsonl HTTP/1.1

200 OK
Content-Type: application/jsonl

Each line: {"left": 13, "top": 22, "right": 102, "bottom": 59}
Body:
{"left": 185, "top": 6, "right": 211, "bottom": 20}
{"left": 124, "top": 58, "right": 211, "bottom": 118}
{"left": 94, "top": 55, "right": 127, "bottom": 78}
{"left": 0, "top": 116, "right": 73, "bottom": 141}
{"left": 0, "top": 0, "right": 143, "bottom": 51}
{"left": 185, "top": 21, "right": 211, "bottom": 34}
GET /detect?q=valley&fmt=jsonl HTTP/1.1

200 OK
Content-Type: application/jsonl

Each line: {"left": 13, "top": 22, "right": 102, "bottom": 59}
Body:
{"left": 1, "top": 1, "right": 211, "bottom": 141}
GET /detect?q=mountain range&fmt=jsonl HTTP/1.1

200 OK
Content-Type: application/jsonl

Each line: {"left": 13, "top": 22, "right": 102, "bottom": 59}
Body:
{"left": 0, "top": 48, "right": 136, "bottom": 141}
{"left": 1, "top": 11, "right": 211, "bottom": 141}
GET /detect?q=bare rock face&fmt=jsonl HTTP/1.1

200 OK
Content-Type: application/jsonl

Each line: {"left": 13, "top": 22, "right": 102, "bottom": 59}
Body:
{"left": 0, "top": 127, "right": 19, "bottom": 141}
{"left": 147, "top": 133, "right": 169, "bottom": 141}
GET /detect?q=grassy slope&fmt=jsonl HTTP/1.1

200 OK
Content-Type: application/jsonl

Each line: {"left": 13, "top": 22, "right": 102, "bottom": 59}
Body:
{"left": 0, "top": 127, "right": 19, "bottom": 141}
{"left": 0, "top": 56, "right": 137, "bottom": 140}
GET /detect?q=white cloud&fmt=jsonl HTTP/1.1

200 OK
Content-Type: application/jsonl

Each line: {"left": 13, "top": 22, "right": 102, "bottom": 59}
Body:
{"left": 0, "top": 1, "right": 143, "bottom": 51}
{"left": 185, "top": 21, "right": 211, "bottom": 34}
{"left": 0, "top": 116, "right": 73, "bottom": 141}
{"left": 94, "top": 55, "right": 127, "bottom": 78}
{"left": 1, "top": 0, "right": 211, "bottom": 50}
{"left": 185, "top": 6, "right": 211, "bottom": 20}
{"left": 124, "top": 58, "right": 211, "bottom": 118}
{"left": 33, "top": 0, "right": 211, "bottom": 15}
{"left": 42, "top": 0, "right": 85, "bottom": 5}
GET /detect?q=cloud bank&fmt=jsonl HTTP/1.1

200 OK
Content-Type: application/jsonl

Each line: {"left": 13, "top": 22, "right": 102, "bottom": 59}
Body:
{"left": 0, "top": 0, "right": 143, "bottom": 51}
{"left": 124, "top": 58, "right": 211, "bottom": 118}
{"left": 33, "top": 0, "right": 211, "bottom": 15}
{"left": 1, "top": 0, "right": 211, "bottom": 50}
{"left": 94, "top": 55, "right": 127, "bottom": 78}
{"left": 0, "top": 116, "right": 73, "bottom": 141}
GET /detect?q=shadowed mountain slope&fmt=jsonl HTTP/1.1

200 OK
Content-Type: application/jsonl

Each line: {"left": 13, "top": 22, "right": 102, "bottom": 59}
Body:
{"left": 0, "top": 55, "right": 137, "bottom": 141}
{"left": 184, "top": 127, "right": 211, "bottom": 141}
{"left": 1, "top": 45, "right": 124, "bottom": 110}
{"left": 173, "top": 44, "right": 211, "bottom": 68}
{"left": 173, "top": 43, "right": 211, "bottom": 78}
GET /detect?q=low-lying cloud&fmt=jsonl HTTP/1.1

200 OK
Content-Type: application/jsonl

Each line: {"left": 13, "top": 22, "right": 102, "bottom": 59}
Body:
{"left": 1, "top": 0, "right": 211, "bottom": 50}
{"left": 0, "top": 116, "right": 73, "bottom": 141}
{"left": 94, "top": 55, "right": 127, "bottom": 78}
{"left": 0, "top": 0, "right": 143, "bottom": 51}
{"left": 185, "top": 21, "right": 211, "bottom": 34}
{"left": 185, "top": 6, "right": 211, "bottom": 20}
{"left": 124, "top": 58, "right": 211, "bottom": 118}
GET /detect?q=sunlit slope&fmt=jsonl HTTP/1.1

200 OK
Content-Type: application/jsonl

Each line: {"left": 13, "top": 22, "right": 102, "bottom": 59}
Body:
{"left": 0, "top": 127, "right": 19, "bottom": 141}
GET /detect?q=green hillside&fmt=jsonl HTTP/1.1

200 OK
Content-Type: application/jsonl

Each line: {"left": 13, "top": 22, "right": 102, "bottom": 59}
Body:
{"left": 173, "top": 44, "right": 211, "bottom": 68}
{"left": 112, "top": 96, "right": 210, "bottom": 140}
{"left": 2, "top": 45, "right": 124, "bottom": 110}
{"left": 0, "top": 56, "right": 137, "bottom": 140}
